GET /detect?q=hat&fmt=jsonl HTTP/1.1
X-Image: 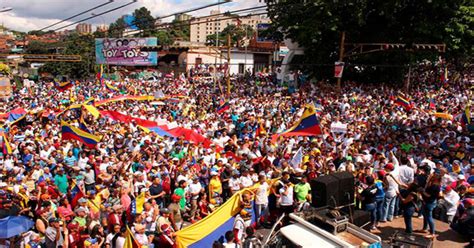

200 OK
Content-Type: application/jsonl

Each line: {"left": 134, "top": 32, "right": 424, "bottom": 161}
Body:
{"left": 113, "top": 205, "right": 122, "bottom": 211}
{"left": 0, "top": 182, "right": 7, "bottom": 187}
{"left": 48, "top": 217, "right": 59, "bottom": 224}
{"left": 377, "top": 170, "right": 386, "bottom": 178}
{"left": 67, "top": 222, "right": 79, "bottom": 229}
{"left": 445, "top": 186, "right": 453, "bottom": 192}
{"left": 78, "top": 198, "right": 87, "bottom": 203}
{"left": 385, "top": 163, "right": 394, "bottom": 171}
{"left": 457, "top": 174, "right": 465, "bottom": 180}
{"left": 160, "top": 208, "right": 170, "bottom": 214}
{"left": 76, "top": 207, "right": 87, "bottom": 213}
{"left": 210, "top": 171, "right": 218, "bottom": 176}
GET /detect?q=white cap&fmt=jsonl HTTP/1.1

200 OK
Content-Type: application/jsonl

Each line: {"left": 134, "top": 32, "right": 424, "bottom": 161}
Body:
{"left": 458, "top": 174, "right": 465, "bottom": 180}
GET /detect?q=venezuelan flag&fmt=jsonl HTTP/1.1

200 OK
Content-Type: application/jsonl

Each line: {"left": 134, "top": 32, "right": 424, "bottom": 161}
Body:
{"left": 94, "top": 95, "right": 154, "bottom": 106}
{"left": 255, "top": 122, "right": 266, "bottom": 137}
{"left": 216, "top": 101, "right": 230, "bottom": 114}
{"left": 7, "top": 108, "right": 27, "bottom": 125}
{"left": 105, "top": 81, "right": 119, "bottom": 92}
{"left": 0, "top": 130, "right": 12, "bottom": 154}
{"left": 61, "top": 120, "right": 101, "bottom": 148}
{"left": 55, "top": 81, "right": 73, "bottom": 92}
{"left": 70, "top": 183, "right": 85, "bottom": 208}
{"left": 124, "top": 226, "right": 141, "bottom": 248}
{"left": 97, "top": 64, "right": 104, "bottom": 86}
{"left": 395, "top": 95, "right": 412, "bottom": 110}
{"left": 176, "top": 182, "right": 276, "bottom": 248}
{"left": 272, "top": 104, "right": 322, "bottom": 142}
{"left": 433, "top": 112, "right": 453, "bottom": 120}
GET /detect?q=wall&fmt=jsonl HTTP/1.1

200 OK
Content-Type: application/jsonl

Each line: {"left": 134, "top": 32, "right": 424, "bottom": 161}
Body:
{"left": 229, "top": 52, "right": 254, "bottom": 75}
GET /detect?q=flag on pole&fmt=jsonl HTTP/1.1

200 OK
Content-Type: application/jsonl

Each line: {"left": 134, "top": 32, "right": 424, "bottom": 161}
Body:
{"left": 271, "top": 104, "right": 322, "bottom": 142}
{"left": 124, "top": 226, "right": 141, "bottom": 248}
{"left": 290, "top": 147, "right": 303, "bottom": 168}
{"left": 395, "top": 95, "right": 413, "bottom": 110}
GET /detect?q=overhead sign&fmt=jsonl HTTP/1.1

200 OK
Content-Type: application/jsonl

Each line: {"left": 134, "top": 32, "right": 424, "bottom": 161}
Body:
{"left": 95, "top": 38, "right": 158, "bottom": 66}
{"left": 334, "top": 61, "right": 344, "bottom": 78}
{"left": 0, "top": 77, "right": 12, "bottom": 98}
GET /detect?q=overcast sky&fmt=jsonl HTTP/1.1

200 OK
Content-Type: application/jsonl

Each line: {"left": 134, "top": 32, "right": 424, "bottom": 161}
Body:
{"left": 0, "top": 0, "right": 265, "bottom": 32}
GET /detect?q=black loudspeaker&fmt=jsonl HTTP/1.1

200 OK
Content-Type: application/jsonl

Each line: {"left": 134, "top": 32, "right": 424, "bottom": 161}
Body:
{"left": 391, "top": 232, "right": 433, "bottom": 248}
{"left": 310, "top": 175, "right": 339, "bottom": 208}
{"left": 349, "top": 209, "right": 371, "bottom": 227}
{"left": 331, "top": 171, "right": 355, "bottom": 207}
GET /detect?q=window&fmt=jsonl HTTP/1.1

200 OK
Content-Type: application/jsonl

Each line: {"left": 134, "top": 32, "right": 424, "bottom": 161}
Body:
{"left": 238, "top": 63, "right": 245, "bottom": 74}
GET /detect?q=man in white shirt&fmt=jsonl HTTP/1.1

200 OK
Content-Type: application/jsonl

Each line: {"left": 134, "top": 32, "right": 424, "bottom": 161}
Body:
{"left": 188, "top": 177, "right": 202, "bottom": 221}
{"left": 279, "top": 179, "right": 294, "bottom": 223}
{"left": 442, "top": 186, "right": 460, "bottom": 223}
{"left": 398, "top": 164, "right": 415, "bottom": 185}
{"left": 240, "top": 170, "right": 253, "bottom": 189}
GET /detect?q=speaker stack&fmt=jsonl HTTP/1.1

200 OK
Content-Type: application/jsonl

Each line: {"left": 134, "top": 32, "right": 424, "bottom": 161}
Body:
{"left": 310, "top": 171, "right": 355, "bottom": 208}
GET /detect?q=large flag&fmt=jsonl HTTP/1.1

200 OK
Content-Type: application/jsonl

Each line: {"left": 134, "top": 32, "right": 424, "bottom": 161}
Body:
{"left": 0, "top": 130, "right": 12, "bottom": 154}
{"left": 61, "top": 120, "right": 101, "bottom": 148}
{"left": 124, "top": 226, "right": 142, "bottom": 248}
{"left": 395, "top": 95, "right": 413, "bottom": 110}
{"left": 290, "top": 147, "right": 303, "bottom": 168}
{"left": 54, "top": 81, "right": 73, "bottom": 92}
{"left": 272, "top": 104, "right": 322, "bottom": 142}
{"left": 7, "top": 108, "right": 27, "bottom": 125}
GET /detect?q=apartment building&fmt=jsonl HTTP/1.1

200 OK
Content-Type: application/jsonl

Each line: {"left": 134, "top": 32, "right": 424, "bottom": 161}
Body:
{"left": 190, "top": 10, "right": 270, "bottom": 44}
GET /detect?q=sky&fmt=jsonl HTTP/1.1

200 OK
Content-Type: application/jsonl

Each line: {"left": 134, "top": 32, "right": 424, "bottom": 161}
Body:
{"left": 0, "top": 0, "right": 266, "bottom": 32}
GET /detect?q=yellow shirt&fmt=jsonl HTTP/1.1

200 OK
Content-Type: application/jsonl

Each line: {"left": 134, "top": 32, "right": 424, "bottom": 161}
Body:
{"left": 209, "top": 178, "right": 222, "bottom": 197}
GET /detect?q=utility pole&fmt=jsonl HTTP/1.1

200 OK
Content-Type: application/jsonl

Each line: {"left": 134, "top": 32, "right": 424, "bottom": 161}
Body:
{"left": 336, "top": 31, "right": 345, "bottom": 91}
{"left": 227, "top": 34, "right": 231, "bottom": 95}
{"left": 406, "top": 65, "right": 411, "bottom": 92}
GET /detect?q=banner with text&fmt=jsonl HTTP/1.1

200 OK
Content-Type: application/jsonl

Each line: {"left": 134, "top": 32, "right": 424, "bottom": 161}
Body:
{"left": 95, "top": 38, "right": 157, "bottom": 66}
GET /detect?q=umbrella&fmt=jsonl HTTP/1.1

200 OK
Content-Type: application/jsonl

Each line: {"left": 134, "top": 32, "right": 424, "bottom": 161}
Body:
{"left": 0, "top": 216, "right": 34, "bottom": 239}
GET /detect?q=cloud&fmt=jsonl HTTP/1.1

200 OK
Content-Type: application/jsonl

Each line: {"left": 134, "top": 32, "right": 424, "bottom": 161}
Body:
{"left": 1, "top": 0, "right": 266, "bottom": 32}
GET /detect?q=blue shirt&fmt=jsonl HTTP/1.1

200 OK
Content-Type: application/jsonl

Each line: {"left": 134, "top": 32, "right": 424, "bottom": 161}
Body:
{"left": 64, "top": 156, "right": 77, "bottom": 167}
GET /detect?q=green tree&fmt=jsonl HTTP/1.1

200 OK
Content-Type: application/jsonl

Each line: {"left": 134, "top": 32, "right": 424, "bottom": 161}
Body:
{"left": 267, "top": 0, "right": 474, "bottom": 82}
{"left": 133, "top": 7, "right": 155, "bottom": 37}
{"left": 108, "top": 17, "right": 127, "bottom": 37}
{"left": 205, "top": 24, "right": 254, "bottom": 47}
{"left": 39, "top": 34, "right": 95, "bottom": 79}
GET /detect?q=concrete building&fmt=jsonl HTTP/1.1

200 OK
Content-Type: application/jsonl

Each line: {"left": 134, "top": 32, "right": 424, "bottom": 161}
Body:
{"left": 175, "top": 13, "right": 192, "bottom": 22}
{"left": 96, "top": 24, "right": 109, "bottom": 33}
{"left": 76, "top": 23, "right": 92, "bottom": 34}
{"left": 190, "top": 10, "right": 270, "bottom": 44}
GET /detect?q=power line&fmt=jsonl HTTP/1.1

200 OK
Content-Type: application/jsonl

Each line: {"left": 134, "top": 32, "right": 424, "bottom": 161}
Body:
{"left": 53, "top": 0, "right": 138, "bottom": 31}
{"left": 38, "top": 0, "right": 115, "bottom": 31}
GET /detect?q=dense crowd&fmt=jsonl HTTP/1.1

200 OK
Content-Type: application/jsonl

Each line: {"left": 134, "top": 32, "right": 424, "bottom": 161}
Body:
{"left": 0, "top": 64, "right": 473, "bottom": 248}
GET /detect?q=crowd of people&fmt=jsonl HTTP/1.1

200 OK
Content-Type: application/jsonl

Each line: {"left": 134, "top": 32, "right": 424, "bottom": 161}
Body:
{"left": 0, "top": 64, "right": 473, "bottom": 248}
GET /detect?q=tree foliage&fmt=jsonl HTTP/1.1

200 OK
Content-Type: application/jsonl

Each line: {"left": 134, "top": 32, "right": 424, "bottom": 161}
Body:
{"left": 108, "top": 17, "right": 127, "bottom": 37}
{"left": 39, "top": 34, "right": 95, "bottom": 79}
{"left": 267, "top": 0, "right": 474, "bottom": 82}
{"left": 205, "top": 24, "right": 254, "bottom": 47}
{"left": 133, "top": 7, "right": 156, "bottom": 37}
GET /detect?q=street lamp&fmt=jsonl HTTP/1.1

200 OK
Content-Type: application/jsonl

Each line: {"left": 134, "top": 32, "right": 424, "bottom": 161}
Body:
{"left": 0, "top": 7, "right": 12, "bottom": 13}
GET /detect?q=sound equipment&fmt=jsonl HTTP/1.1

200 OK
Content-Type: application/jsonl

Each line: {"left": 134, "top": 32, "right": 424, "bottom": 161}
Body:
{"left": 390, "top": 232, "right": 433, "bottom": 248}
{"left": 348, "top": 209, "right": 371, "bottom": 228}
{"left": 299, "top": 207, "right": 349, "bottom": 235}
{"left": 331, "top": 171, "right": 355, "bottom": 207}
{"left": 310, "top": 175, "right": 339, "bottom": 208}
